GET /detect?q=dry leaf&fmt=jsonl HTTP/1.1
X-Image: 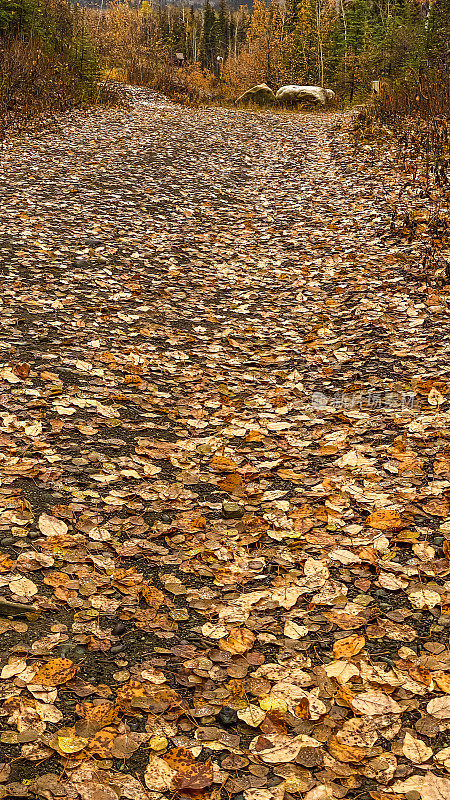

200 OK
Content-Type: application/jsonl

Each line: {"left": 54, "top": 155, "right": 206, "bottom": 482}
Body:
{"left": 249, "top": 734, "right": 321, "bottom": 764}
{"left": 333, "top": 634, "right": 365, "bottom": 659}
{"left": 426, "top": 695, "right": 450, "bottom": 719}
{"left": 38, "top": 513, "right": 68, "bottom": 537}
{"left": 284, "top": 620, "right": 309, "bottom": 639}
{"left": 163, "top": 747, "right": 213, "bottom": 791}
{"left": 409, "top": 588, "right": 441, "bottom": 609}
{"left": 144, "top": 755, "right": 176, "bottom": 791}
{"left": 351, "top": 691, "right": 402, "bottom": 716}
{"left": 366, "top": 510, "right": 403, "bottom": 530}
{"left": 244, "top": 785, "right": 286, "bottom": 800}
{"left": 402, "top": 731, "right": 433, "bottom": 763}
{"left": 32, "top": 658, "right": 78, "bottom": 686}
{"left": 219, "top": 627, "right": 255, "bottom": 654}
{"left": 237, "top": 704, "right": 266, "bottom": 727}
{"left": 8, "top": 577, "right": 38, "bottom": 598}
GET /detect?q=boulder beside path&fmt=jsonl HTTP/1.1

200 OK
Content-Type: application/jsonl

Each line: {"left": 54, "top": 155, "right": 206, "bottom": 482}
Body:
{"left": 275, "top": 85, "right": 335, "bottom": 105}
{"left": 236, "top": 84, "right": 277, "bottom": 106}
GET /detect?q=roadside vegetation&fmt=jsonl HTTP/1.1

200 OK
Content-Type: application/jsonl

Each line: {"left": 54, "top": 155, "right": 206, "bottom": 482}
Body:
{"left": 85, "top": 0, "right": 450, "bottom": 106}
{"left": 0, "top": 0, "right": 116, "bottom": 142}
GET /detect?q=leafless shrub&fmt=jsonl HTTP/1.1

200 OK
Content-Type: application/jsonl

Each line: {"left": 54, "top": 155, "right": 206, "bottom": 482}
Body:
{"left": 354, "top": 74, "right": 450, "bottom": 288}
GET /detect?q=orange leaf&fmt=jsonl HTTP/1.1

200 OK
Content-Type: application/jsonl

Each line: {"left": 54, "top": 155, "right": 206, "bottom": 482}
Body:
{"left": 164, "top": 747, "right": 213, "bottom": 791}
{"left": 333, "top": 635, "right": 365, "bottom": 660}
{"left": 366, "top": 510, "right": 402, "bottom": 530}
{"left": 32, "top": 658, "right": 78, "bottom": 686}
{"left": 219, "top": 628, "right": 255, "bottom": 654}
{"left": 209, "top": 455, "right": 239, "bottom": 472}
{"left": 328, "top": 735, "right": 369, "bottom": 762}
{"left": 88, "top": 726, "right": 117, "bottom": 758}
{"left": 140, "top": 582, "right": 165, "bottom": 608}
{"left": 219, "top": 473, "right": 243, "bottom": 493}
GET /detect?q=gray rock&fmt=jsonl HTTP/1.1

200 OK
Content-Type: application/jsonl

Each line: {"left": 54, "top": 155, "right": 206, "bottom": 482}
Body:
{"left": 276, "top": 85, "right": 335, "bottom": 106}
{"left": 236, "top": 84, "right": 276, "bottom": 107}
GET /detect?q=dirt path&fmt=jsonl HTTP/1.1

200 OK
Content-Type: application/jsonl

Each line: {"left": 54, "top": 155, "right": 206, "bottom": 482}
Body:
{"left": 1, "top": 91, "right": 450, "bottom": 800}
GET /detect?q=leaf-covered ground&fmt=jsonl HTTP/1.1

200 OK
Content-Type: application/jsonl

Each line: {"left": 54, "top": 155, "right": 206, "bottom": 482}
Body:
{"left": 1, "top": 88, "right": 450, "bottom": 800}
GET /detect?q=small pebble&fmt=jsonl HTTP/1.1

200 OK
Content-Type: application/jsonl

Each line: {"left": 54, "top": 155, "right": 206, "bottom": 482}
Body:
{"left": 1, "top": 537, "right": 14, "bottom": 546}
{"left": 112, "top": 621, "right": 127, "bottom": 636}
{"left": 160, "top": 513, "right": 171, "bottom": 523}
{"left": 28, "top": 531, "right": 40, "bottom": 540}
{"left": 110, "top": 644, "right": 125, "bottom": 654}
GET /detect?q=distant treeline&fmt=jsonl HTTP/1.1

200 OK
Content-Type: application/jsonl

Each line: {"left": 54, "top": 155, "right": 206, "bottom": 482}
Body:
{"left": 84, "top": 0, "right": 450, "bottom": 103}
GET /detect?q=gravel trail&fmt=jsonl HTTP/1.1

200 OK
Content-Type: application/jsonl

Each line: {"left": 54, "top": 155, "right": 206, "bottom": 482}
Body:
{"left": 1, "top": 90, "right": 450, "bottom": 800}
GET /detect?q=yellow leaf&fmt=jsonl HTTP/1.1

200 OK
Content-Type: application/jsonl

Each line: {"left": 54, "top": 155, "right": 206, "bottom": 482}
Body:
{"left": 150, "top": 735, "right": 168, "bottom": 751}
{"left": 57, "top": 734, "right": 89, "bottom": 754}
{"left": 260, "top": 696, "right": 288, "bottom": 713}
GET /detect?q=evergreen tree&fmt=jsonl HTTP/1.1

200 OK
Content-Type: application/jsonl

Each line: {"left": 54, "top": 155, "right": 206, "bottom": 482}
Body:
{"left": 200, "top": 0, "right": 217, "bottom": 70}
{"left": 218, "top": 0, "right": 230, "bottom": 58}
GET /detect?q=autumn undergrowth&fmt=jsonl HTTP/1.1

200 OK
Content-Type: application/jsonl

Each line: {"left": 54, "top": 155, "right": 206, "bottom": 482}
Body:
{"left": 353, "top": 77, "right": 450, "bottom": 289}
{"left": 0, "top": 0, "right": 124, "bottom": 144}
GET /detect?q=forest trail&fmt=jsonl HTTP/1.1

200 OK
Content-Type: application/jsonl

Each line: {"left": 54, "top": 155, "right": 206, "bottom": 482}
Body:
{"left": 2, "top": 92, "right": 450, "bottom": 800}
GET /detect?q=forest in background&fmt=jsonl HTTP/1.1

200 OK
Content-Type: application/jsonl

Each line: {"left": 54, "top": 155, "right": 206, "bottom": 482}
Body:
{"left": 84, "top": 0, "right": 450, "bottom": 106}
{"left": 2, "top": 0, "right": 449, "bottom": 112}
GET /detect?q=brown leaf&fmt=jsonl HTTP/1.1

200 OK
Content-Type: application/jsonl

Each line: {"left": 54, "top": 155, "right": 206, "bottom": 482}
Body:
{"left": 111, "top": 732, "right": 148, "bottom": 759}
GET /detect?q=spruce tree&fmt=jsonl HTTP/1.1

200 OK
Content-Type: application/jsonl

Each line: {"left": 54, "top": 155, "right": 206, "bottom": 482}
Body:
{"left": 200, "top": 0, "right": 217, "bottom": 70}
